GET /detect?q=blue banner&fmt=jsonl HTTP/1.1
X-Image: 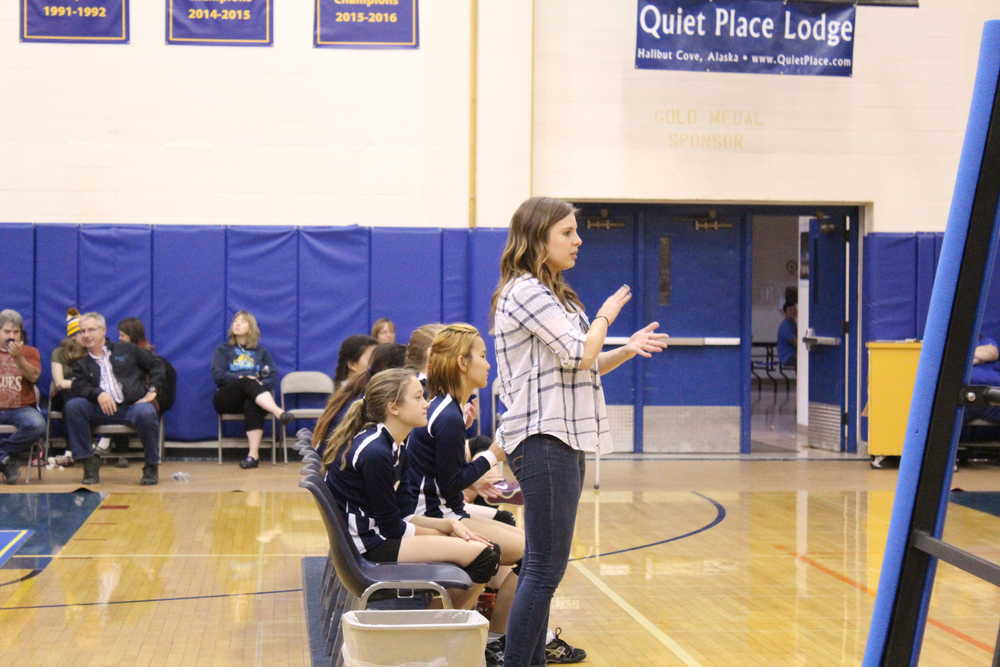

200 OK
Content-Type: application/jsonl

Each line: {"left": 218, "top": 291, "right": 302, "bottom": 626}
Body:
{"left": 21, "top": 0, "right": 128, "bottom": 43}
{"left": 635, "top": 0, "right": 855, "bottom": 77}
{"left": 314, "top": 0, "right": 418, "bottom": 49}
{"left": 167, "top": 0, "right": 272, "bottom": 46}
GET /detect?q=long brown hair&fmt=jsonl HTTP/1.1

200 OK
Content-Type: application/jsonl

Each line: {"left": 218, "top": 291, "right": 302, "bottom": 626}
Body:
{"left": 319, "top": 368, "right": 415, "bottom": 470}
{"left": 427, "top": 324, "right": 480, "bottom": 401}
{"left": 489, "top": 197, "right": 584, "bottom": 325}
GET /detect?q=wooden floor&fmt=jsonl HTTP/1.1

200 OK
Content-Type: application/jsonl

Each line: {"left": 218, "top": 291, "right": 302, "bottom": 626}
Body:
{"left": 0, "top": 459, "right": 997, "bottom": 666}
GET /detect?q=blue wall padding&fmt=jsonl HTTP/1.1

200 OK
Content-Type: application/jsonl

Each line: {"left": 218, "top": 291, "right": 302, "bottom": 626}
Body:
{"left": 915, "top": 233, "right": 939, "bottom": 337}
{"left": 298, "top": 226, "right": 370, "bottom": 376}
{"left": 34, "top": 224, "right": 79, "bottom": 394}
{"left": 864, "top": 20, "right": 1000, "bottom": 666}
{"left": 226, "top": 226, "right": 299, "bottom": 377}
{"left": 371, "top": 228, "right": 443, "bottom": 341}
{"left": 79, "top": 225, "right": 152, "bottom": 338}
{"left": 152, "top": 226, "right": 226, "bottom": 441}
{"left": 468, "top": 229, "right": 508, "bottom": 435}
{"left": 864, "top": 233, "right": 919, "bottom": 339}
{"left": 0, "top": 224, "right": 36, "bottom": 341}
{"left": 441, "top": 229, "right": 469, "bottom": 324}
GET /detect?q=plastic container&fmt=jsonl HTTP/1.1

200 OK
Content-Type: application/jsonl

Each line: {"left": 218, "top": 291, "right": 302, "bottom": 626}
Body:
{"left": 341, "top": 609, "right": 488, "bottom": 667}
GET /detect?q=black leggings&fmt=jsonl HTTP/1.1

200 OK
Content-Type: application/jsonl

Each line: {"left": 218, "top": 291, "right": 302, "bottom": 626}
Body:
{"left": 213, "top": 377, "right": 271, "bottom": 431}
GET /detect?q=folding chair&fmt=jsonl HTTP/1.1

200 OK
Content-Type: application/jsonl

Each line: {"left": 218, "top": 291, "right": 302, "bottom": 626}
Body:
{"left": 280, "top": 371, "right": 334, "bottom": 449}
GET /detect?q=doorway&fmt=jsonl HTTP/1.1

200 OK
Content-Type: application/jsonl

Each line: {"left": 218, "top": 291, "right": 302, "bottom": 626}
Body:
{"left": 750, "top": 215, "right": 801, "bottom": 453}
{"left": 568, "top": 203, "right": 860, "bottom": 455}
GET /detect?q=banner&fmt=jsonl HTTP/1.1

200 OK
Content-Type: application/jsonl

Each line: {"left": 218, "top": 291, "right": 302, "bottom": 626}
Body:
{"left": 21, "top": 0, "right": 129, "bottom": 43}
{"left": 635, "top": 0, "right": 855, "bottom": 77}
{"left": 314, "top": 0, "right": 418, "bottom": 49}
{"left": 167, "top": 0, "right": 272, "bottom": 46}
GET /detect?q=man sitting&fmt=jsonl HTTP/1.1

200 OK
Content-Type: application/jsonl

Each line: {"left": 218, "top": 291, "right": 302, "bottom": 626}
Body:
{"left": 0, "top": 309, "right": 44, "bottom": 485}
{"left": 776, "top": 301, "right": 798, "bottom": 368}
{"left": 65, "top": 312, "right": 165, "bottom": 485}
{"left": 965, "top": 335, "right": 1000, "bottom": 423}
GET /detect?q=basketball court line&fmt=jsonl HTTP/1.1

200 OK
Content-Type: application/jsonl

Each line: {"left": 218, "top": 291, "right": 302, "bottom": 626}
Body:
{"left": 772, "top": 544, "right": 992, "bottom": 654}
{"left": 571, "top": 560, "right": 703, "bottom": 666}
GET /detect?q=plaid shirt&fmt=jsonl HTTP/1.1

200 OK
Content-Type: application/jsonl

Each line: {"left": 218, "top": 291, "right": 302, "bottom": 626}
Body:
{"left": 493, "top": 274, "right": 612, "bottom": 454}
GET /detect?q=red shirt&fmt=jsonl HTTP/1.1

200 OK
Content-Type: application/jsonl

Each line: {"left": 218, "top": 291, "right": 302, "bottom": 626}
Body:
{"left": 0, "top": 346, "right": 40, "bottom": 409}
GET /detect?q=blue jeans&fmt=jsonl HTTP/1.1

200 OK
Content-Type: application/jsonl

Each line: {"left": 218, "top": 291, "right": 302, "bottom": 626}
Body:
{"left": 504, "top": 434, "right": 586, "bottom": 667}
{"left": 64, "top": 397, "right": 160, "bottom": 465}
{"left": 0, "top": 407, "right": 45, "bottom": 458}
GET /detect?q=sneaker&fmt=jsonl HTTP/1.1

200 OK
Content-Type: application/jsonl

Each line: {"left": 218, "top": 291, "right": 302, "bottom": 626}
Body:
{"left": 0, "top": 455, "right": 18, "bottom": 485}
{"left": 115, "top": 457, "right": 130, "bottom": 469}
{"left": 82, "top": 456, "right": 101, "bottom": 485}
{"left": 95, "top": 437, "right": 112, "bottom": 453}
{"left": 546, "top": 628, "right": 586, "bottom": 664}
{"left": 239, "top": 456, "right": 259, "bottom": 469}
{"left": 140, "top": 464, "right": 158, "bottom": 486}
{"left": 485, "top": 635, "right": 505, "bottom": 667}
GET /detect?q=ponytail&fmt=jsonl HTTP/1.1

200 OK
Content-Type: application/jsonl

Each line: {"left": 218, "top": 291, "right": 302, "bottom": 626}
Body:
{"left": 321, "top": 399, "right": 372, "bottom": 471}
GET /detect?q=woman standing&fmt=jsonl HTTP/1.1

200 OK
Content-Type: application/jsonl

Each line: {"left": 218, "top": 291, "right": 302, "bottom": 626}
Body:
{"left": 491, "top": 197, "right": 668, "bottom": 666}
{"left": 211, "top": 310, "right": 293, "bottom": 469}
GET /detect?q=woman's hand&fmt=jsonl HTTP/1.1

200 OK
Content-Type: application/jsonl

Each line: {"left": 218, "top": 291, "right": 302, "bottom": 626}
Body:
{"left": 463, "top": 398, "right": 478, "bottom": 428}
{"left": 488, "top": 441, "right": 507, "bottom": 462}
{"left": 625, "top": 322, "right": 670, "bottom": 358}
{"left": 596, "top": 285, "right": 632, "bottom": 326}
{"left": 450, "top": 519, "right": 491, "bottom": 545}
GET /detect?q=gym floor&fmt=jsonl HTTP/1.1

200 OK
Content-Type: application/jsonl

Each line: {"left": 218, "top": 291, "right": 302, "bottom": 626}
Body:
{"left": 0, "top": 458, "right": 997, "bottom": 665}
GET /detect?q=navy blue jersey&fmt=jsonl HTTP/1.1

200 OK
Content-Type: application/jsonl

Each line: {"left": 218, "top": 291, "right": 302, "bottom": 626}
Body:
{"left": 324, "top": 424, "right": 412, "bottom": 555}
{"left": 397, "top": 394, "right": 494, "bottom": 519}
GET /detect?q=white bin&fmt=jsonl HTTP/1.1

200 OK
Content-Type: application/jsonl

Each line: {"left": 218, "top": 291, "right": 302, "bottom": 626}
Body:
{"left": 341, "top": 609, "right": 489, "bottom": 667}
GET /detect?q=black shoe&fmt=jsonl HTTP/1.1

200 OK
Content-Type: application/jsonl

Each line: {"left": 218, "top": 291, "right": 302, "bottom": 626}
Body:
{"left": 140, "top": 464, "right": 158, "bottom": 486}
{"left": 239, "top": 456, "right": 259, "bottom": 469}
{"left": 485, "top": 636, "right": 505, "bottom": 667}
{"left": 115, "top": 457, "right": 130, "bottom": 469}
{"left": 82, "top": 456, "right": 101, "bottom": 485}
{"left": 279, "top": 411, "right": 295, "bottom": 426}
{"left": 0, "top": 455, "right": 18, "bottom": 485}
{"left": 546, "top": 628, "right": 586, "bottom": 664}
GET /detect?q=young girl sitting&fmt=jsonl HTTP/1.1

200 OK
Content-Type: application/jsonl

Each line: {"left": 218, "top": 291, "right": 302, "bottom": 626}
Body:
{"left": 317, "top": 367, "right": 502, "bottom": 611}
{"left": 395, "top": 325, "right": 527, "bottom": 634}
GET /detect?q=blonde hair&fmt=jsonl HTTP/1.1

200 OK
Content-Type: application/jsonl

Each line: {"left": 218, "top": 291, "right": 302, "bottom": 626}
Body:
{"left": 319, "top": 368, "right": 416, "bottom": 470}
{"left": 489, "top": 197, "right": 584, "bottom": 325}
{"left": 227, "top": 310, "right": 261, "bottom": 348}
{"left": 427, "top": 324, "right": 480, "bottom": 401}
{"left": 404, "top": 322, "right": 444, "bottom": 371}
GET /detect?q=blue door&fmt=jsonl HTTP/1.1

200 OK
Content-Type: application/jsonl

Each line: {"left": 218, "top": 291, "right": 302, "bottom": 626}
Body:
{"left": 640, "top": 210, "right": 747, "bottom": 453}
{"left": 805, "top": 215, "right": 848, "bottom": 450}
{"left": 567, "top": 206, "right": 640, "bottom": 451}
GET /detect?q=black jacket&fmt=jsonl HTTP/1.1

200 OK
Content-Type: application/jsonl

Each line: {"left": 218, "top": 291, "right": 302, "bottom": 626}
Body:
{"left": 70, "top": 341, "right": 166, "bottom": 406}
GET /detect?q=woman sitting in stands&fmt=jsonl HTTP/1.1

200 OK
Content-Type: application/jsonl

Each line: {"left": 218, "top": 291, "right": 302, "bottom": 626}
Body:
{"left": 371, "top": 317, "right": 397, "bottom": 344}
{"left": 211, "top": 310, "right": 293, "bottom": 469}
{"left": 318, "top": 367, "right": 501, "bottom": 611}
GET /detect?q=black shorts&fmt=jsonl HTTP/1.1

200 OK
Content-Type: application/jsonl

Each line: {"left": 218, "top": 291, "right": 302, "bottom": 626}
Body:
{"left": 363, "top": 538, "right": 402, "bottom": 563}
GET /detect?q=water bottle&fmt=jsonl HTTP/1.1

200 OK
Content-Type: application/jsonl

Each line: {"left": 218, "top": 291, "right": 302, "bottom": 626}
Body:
{"left": 172, "top": 471, "right": 191, "bottom": 482}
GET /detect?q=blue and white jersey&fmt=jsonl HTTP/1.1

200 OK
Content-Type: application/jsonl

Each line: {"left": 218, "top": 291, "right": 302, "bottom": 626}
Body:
{"left": 324, "top": 423, "right": 414, "bottom": 555}
{"left": 397, "top": 394, "right": 496, "bottom": 519}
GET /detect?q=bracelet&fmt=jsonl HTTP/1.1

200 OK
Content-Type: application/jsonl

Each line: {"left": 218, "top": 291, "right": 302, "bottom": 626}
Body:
{"left": 594, "top": 315, "right": 610, "bottom": 327}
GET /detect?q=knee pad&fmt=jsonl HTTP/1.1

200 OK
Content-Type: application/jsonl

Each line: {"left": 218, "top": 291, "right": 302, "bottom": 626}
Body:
{"left": 493, "top": 509, "right": 516, "bottom": 527}
{"left": 511, "top": 558, "right": 522, "bottom": 577}
{"left": 464, "top": 542, "right": 502, "bottom": 584}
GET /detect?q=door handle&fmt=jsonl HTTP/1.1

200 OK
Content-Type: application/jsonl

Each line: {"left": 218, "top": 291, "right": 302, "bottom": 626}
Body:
{"left": 802, "top": 335, "right": 841, "bottom": 347}
{"left": 603, "top": 336, "right": 741, "bottom": 347}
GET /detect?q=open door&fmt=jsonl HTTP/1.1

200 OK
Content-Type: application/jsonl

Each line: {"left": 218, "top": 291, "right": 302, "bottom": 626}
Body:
{"left": 803, "top": 214, "right": 851, "bottom": 450}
